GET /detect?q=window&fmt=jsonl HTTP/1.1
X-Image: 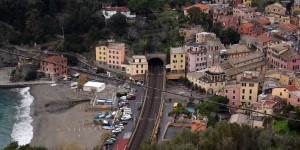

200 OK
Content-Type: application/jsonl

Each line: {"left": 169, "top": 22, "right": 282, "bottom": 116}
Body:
{"left": 181, "top": 65, "right": 183, "bottom": 68}
{"left": 141, "top": 70, "right": 143, "bottom": 73}
{"left": 117, "top": 61, "right": 119, "bottom": 64}
{"left": 233, "top": 96, "right": 235, "bottom": 99}
{"left": 181, "top": 54, "right": 183, "bottom": 57}
{"left": 242, "top": 89, "right": 245, "bottom": 93}
{"left": 181, "top": 60, "right": 183, "bottom": 62}
{"left": 136, "top": 70, "right": 138, "bottom": 73}
{"left": 99, "top": 57, "right": 101, "bottom": 59}
{"left": 210, "top": 84, "right": 212, "bottom": 86}
{"left": 233, "top": 90, "right": 235, "bottom": 94}
{"left": 249, "top": 89, "right": 252, "bottom": 94}
{"left": 141, "top": 65, "right": 143, "bottom": 68}
{"left": 215, "top": 83, "right": 217, "bottom": 86}
{"left": 225, "top": 90, "right": 228, "bottom": 93}
{"left": 280, "top": 92, "right": 282, "bottom": 96}
{"left": 284, "top": 89, "right": 286, "bottom": 92}
{"left": 99, "top": 52, "right": 101, "bottom": 54}
{"left": 103, "top": 52, "right": 106, "bottom": 55}
{"left": 174, "top": 65, "right": 176, "bottom": 68}
{"left": 298, "top": 98, "right": 300, "bottom": 102}
{"left": 139, "top": 59, "right": 141, "bottom": 62}
{"left": 113, "top": 56, "right": 115, "bottom": 59}
{"left": 109, "top": 55, "right": 111, "bottom": 58}
{"left": 109, "top": 60, "right": 111, "bottom": 63}
{"left": 232, "top": 102, "right": 235, "bottom": 106}
{"left": 289, "top": 94, "right": 291, "bottom": 98}
{"left": 248, "top": 102, "right": 251, "bottom": 105}
{"left": 109, "top": 50, "right": 111, "bottom": 53}
{"left": 104, "top": 57, "right": 106, "bottom": 60}
{"left": 249, "top": 96, "right": 252, "bottom": 100}
{"left": 242, "top": 83, "right": 246, "bottom": 86}
{"left": 242, "top": 95, "right": 244, "bottom": 99}
{"left": 113, "top": 51, "right": 115, "bottom": 54}
{"left": 174, "top": 55, "right": 176, "bottom": 58}
{"left": 116, "top": 51, "right": 118, "bottom": 54}
{"left": 117, "top": 56, "right": 119, "bottom": 59}
{"left": 249, "top": 83, "right": 254, "bottom": 87}
{"left": 136, "top": 65, "right": 138, "bottom": 68}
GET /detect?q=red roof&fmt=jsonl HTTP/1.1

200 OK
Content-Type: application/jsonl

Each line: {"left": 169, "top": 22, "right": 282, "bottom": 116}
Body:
{"left": 253, "top": 102, "right": 262, "bottom": 110}
{"left": 277, "top": 85, "right": 299, "bottom": 91}
{"left": 43, "top": 55, "right": 66, "bottom": 63}
{"left": 264, "top": 100, "right": 276, "bottom": 107}
{"left": 106, "top": 7, "right": 129, "bottom": 11}
{"left": 256, "top": 19, "right": 270, "bottom": 25}
{"left": 240, "top": 22, "right": 254, "bottom": 28}
{"left": 280, "top": 23, "right": 298, "bottom": 32}
{"left": 113, "top": 139, "right": 129, "bottom": 150}
{"left": 257, "top": 34, "right": 272, "bottom": 43}
{"left": 184, "top": 4, "right": 209, "bottom": 10}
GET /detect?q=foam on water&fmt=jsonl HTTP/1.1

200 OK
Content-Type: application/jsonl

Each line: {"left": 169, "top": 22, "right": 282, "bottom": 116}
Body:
{"left": 11, "top": 87, "right": 34, "bottom": 146}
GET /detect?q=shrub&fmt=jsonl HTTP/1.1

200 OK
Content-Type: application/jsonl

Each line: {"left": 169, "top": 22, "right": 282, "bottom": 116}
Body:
{"left": 24, "top": 70, "right": 37, "bottom": 81}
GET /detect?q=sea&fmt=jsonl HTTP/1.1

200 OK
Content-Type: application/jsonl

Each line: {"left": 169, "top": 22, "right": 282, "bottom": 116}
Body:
{"left": 0, "top": 87, "right": 34, "bottom": 149}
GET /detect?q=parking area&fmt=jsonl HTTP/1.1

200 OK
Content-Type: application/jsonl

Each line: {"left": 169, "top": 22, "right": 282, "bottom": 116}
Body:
{"left": 100, "top": 83, "right": 145, "bottom": 149}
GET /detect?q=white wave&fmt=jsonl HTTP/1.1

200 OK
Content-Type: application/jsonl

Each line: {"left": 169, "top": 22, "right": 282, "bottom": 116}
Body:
{"left": 11, "top": 87, "right": 34, "bottom": 146}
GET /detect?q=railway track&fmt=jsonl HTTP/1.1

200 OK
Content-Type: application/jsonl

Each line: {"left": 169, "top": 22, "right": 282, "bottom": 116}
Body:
{"left": 127, "top": 60, "right": 164, "bottom": 150}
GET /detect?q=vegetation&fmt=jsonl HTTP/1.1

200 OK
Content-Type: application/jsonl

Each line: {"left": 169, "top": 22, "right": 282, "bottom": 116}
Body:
{"left": 4, "top": 142, "right": 47, "bottom": 150}
{"left": 194, "top": 96, "right": 229, "bottom": 116}
{"left": 107, "top": 13, "right": 129, "bottom": 36}
{"left": 24, "top": 70, "right": 38, "bottom": 81}
{"left": 140, "top": 121, "right": 300, "bottom": 150}
{"left": 76, "top": 74, "right": 90, "bottom": 89}
{"left": 187, "top": 7, "right": 212, "bottom": 30}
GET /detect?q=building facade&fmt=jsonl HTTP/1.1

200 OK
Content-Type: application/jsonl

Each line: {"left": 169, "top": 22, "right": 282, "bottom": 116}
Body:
{"left": 40, "top": 55, "right": 68, "bottom": 81}
{"left": 126, "top": 55, "right": 148, "bottom": 80}
{"left": 170, "top": 47, "right": 186, "bottom": 74}
{"left": 265, "top": 3, "right": 286, "bottom": 16}
{"left": 185, "top": 42, "right": 207, "bottom": 72}
{"left": 95, "top": 42, "right": 125, "bottom": 71}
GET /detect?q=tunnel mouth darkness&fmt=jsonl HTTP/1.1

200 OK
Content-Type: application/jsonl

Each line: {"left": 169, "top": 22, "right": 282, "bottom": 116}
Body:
{"left": 148, "top": 58, "right": 164, "bottom": 70}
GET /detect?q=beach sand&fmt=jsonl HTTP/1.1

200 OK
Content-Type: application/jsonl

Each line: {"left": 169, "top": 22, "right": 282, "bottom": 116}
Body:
{"left": 30, "top": 84, "right": 106, "bottom": 149}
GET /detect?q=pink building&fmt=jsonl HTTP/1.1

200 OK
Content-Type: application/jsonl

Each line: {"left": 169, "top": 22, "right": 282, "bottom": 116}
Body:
{"left": 221, "top": 82, "right": 241, "bottom": 112}
{"left": 267, "top": 44, "right": 300, "bottom": 71}
{"left": 233, "top": 4, "right": 255, "bottom": 21}
{"left": 185, "top": 42, "right": 207, "bottom": 72}
{"left": 288, "top": 92, "right": 300, "bottom": 106}
{"left": 41, "top": 55, "right": 68, "bottom": 81}
{"left": 215, "top": 15, "right": 239, "bottom": 30}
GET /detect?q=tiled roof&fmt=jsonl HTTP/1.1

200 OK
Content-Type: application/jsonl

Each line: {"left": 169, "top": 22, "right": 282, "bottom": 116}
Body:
{"left": 43, "top": 55, "right": 66, "bottom": 62}
{"left": 229, "top": 52, "right": 264, "bottom": 65}
{"left": 184, "top": 4, "right": 209, "bottom": 10}
{"left": 108, "top": 43, "right": 125, "bottom": 50}
{"left": 227, "top": 44, "right": 251, "bottom": 54}
{"left": 105, "top": 7, "right": 129, "bottom": 11}
{"left": 171, "top": 47, "right": 185, "bottom": 54}
{"left": 240, "top": 22, "right": 254, "bottom": 28}
{"left": 257, "top": 34, "right": 272, "bottom": 43}
{"left": 280, "top": 23, "right": 298, "bottom": 32}
{"left": 276, "top": 85, "right": 299, "bottom": 91}
{"left": 256, "top": 18, "right": 270, "bottom": 25}
{"left": 279, "top": 49, "right": 298, "bottom": 60}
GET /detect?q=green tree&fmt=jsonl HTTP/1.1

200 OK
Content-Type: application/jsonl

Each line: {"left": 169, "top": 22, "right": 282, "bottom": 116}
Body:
{"left": 195, "top": 101, "right": 219, "bottom": 116}
{"left": 210, "top": 22, "right": 223, "bottom": 37}
{"left": 25, "top": 70, "right": 38, "bottom": 81}
{"left": 3, "top": 142, "right": 18, "bottom": 150}
{"left": 128, "top": 0, "right": 159, "bottom": 13}
{"left": 187, "top": 7, "right": 212, "bottom": 29}
{"left": 219, "top": 27, "right": 240, "bottom": 45}
{"left": 107, "top": 13, "right": 128, "bottom": 36}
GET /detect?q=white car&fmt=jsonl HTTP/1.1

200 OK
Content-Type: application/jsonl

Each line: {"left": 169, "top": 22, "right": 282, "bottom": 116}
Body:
{"left": 123, "top": 111, "right": 132, "bottom": 115}
{"left": 120, "top": 96, "right": 127, "bottom": 100}
{"left": 112, "top": 128, "right": 122, "bottom": 133}
{"left": 121, "top": 115, "right": 132, "bottom": 121}
{"left": 123, "top": 108, "right": 131, "bottom": 111}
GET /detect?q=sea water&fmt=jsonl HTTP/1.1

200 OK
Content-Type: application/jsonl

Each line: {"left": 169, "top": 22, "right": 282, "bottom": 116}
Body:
{"left": 0, "top": 87, "right": 34, "bottom": 148}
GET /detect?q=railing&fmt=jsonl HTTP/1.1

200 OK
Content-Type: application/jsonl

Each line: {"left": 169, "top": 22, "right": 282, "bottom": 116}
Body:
{"left": 150, "top": 70, "right": 166, "bottom": 141}
{"left": 0, "top": 81, "right": 55, "bottom": 88}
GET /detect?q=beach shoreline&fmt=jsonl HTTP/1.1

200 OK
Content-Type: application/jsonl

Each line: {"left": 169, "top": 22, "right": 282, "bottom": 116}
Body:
{"left": 29, "top": 84, "right": 105, "bottom": 149}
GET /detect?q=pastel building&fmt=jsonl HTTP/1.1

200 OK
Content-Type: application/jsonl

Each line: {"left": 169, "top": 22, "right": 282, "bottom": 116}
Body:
{"left": 170, "top": 47, "right": 186, "bottom": 74}
{"left": 221, "top": 44, "right": 252, "bottom": 60}
{"left": 185, "top": 42, "right": 207, "bottom": 72}
{"left": 265, "top": 3, "right": 286, "bottom": 16}
{"left": 183, "top": 4, "right": 210, "bottom": 16}
{"left": 267, "top": 42, "right": 300, "bottom": 71}
{"left": 101, "top": 7, "right": 136, "bottom": 19}
{"left": 254, "top": 34, "right": 272, "bottom": 52}
{"left": 233, "top": 4, "right": 255, "bottom": 21}
{"left": 95, "top": 42, "right": 125, "bottom": 71}
{"left": 221, "top": 82, "right": 241, "bottom": 112}
{"left": 41, "top": 55, "right": 68, "bottom": 81}
{"left": 195, "top": 32, "right": 216, "bottom": 43}
{"left": 179, "top": 26, "right": 204, "bottom": 42}
{"left": 238, "top": 22, "right": 257, "bottom": 37}
{"left": 272, "top": 86, "right": 300, "bottom": 106}
{"left": 239, "top": 71, "right": 260, "bottom": 107}
{"left": 126, "top": 55, "right": 148, "bottom": 81}
{"left": 265, "top": 69, "right": 295, "bottom": 86}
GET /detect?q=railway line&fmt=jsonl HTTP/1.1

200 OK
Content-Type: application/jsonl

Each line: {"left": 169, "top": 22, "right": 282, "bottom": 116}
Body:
{"left": 127, "top": 59, "right": 164, "bottom": 150}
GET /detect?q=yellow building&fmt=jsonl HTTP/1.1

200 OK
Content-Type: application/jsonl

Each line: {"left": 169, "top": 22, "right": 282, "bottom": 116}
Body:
{"left": 195, "top": 32, "right": 216, "bottom": 43}
{"left": 265, "top": 69, "right": 294, "bottom": 86}
{"left": 126, "top": 55, "right": 148, "bottom": 80}
{"left": 271, "top": 86, "right": 299, "bottom": 99}
{"left": 95, "top": 42, "right": 125, "bottom": 71}
{"left": 292, "top": 2, "right": 300, "bottom": 15}
{"left": 170, "top": 47, "right": 186, "bottom": 74}
{"left": 187, "top": 65, "right": 226, "bottom": 95}
{"left": 179, "top": 26, "right": 204, "bottom": 42}
{"left": 265, "top": 3, "right": 286, "bottom": 16}
{"left": 242, "top": 0, "right": 252, "bottom": 7}
{"left": 239, "top": 71, "right": 260, "bottom": 107}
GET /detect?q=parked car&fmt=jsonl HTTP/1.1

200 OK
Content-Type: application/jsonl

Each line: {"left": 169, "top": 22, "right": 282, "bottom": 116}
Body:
{"left": 121, "top": 115, "right": 132, "bottom": 121}
{"left": 106, "top": 138, "right": 116, "bottom": 142}
{"left": 112, "top": 128, "right": 122, "bottom": 133}
{"left": 120, "top": 96, "right": 127, "bottom": 100}
{"left": 127, "top": 94, "right": 136, "bottom": 100}
{"left": 121, "top": 99, "right": 129, "bottom": 104}
{"left": 99, "top": 112, "right": 106, "bottom": 118}
{"left": 123, "top": 83, "right": 130, "bottom": 89}
{"left": 104, "top": 141, "right": 114, "bottom": 145}
{"left": 119, "top": 102, "right": 126, "bottom": 107}
{"left": 105, "top": 114, "right": 112, "bottom": 119}
{"left": 121, "top": 121, "right": 128, "bottom": 125}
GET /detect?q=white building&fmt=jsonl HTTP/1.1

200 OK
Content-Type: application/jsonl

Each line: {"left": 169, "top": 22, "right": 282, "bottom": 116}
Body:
{"left": 101, "top": 7, "right": 136, "bottom": 19}
{"left": 83, "top": 81, "right": 105, "bottom": 92}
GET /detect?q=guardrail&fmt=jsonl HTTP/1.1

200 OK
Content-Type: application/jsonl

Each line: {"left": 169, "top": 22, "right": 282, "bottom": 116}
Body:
{"left": 126, "top": 71, "right": 149, "bottom": 149}
{"left": 150, "top": 70, "right": 166, "bottom": 141}
{"left": 0, "top": 81, "right": 55, "bottom": 88}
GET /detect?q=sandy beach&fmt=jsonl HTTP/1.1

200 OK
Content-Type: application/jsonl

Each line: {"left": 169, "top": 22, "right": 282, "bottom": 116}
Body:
{"left": 29, "top": 84, "right": 107, "bottom": 149}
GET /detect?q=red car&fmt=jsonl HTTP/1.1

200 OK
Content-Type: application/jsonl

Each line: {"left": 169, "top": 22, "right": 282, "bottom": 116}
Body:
{"left": 127, "top": 94, "right": 136, "bottom": 100}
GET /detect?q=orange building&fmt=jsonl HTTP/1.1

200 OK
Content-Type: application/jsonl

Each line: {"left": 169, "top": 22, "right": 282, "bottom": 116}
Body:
{"left": 238, "top": 22, "right": 256, "bottom": 36}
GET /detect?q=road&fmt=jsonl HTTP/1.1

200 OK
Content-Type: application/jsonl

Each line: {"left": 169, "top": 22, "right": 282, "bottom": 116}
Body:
{"left": 127, "top": 60, "right": 164, "bottom": 150}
